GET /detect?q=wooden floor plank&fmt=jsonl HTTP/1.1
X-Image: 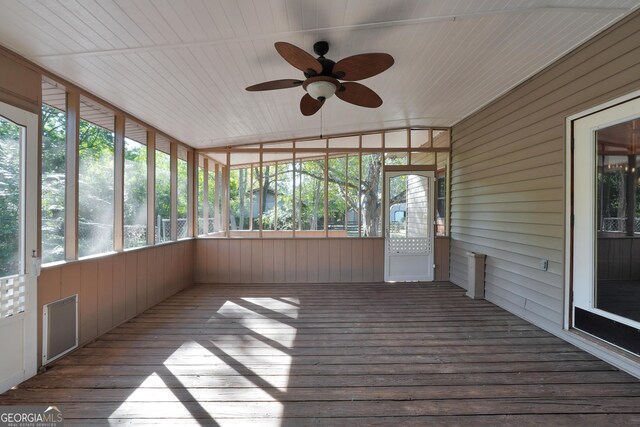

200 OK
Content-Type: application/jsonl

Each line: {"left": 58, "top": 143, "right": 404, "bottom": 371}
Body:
{"left": 65, "top": 414, "right": 640, "bottom": 427}
{"left": 1, "top": 281, "right": 639, "bottom": 425}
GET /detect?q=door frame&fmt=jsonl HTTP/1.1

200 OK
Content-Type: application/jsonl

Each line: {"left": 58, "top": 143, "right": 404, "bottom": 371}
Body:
{"left": 383, "top": 166, "right": 436, "bottom": 282}
{"left": 565, "top": 90, "right": 640, "bottom": 354}
{"left": 0, "top": 101, "right": 38, "bottom": 393}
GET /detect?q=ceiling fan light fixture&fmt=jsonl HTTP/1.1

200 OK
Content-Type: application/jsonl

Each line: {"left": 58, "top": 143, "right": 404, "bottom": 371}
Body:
{"left": 305, "top": 80, "right": 337, "bottom": 101}
{"left": 302, "top": 76, "right": 340, "bottom": 101}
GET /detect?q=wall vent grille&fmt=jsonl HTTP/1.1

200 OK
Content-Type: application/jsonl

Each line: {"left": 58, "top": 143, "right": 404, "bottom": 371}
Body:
{"left": 42, "top": 295, "right": 78, "bottom": 365}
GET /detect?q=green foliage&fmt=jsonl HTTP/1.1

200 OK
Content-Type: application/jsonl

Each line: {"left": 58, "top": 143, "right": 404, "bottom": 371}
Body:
{"left": 177, "top": 158, "right": 188, "bottom": 217}
{"left": 124, "top": 138, "right": 147, "bottom": 248}
{"left": 0, "top": 117, "right": 21, "bottom": 276}
{"left": 78, "top": 120, "right": 114, "bottom": 256}
{"left": 155, "top": 150, "right": 171, "bottom": 241}
{"left": 42, "top": 104, "right": 66, "bottom": 263}
{"left": 296, "top": 159, "right": 325, "bottom": 231}
{"left": 223, "top": 154, "right": 383, "bottom": 236}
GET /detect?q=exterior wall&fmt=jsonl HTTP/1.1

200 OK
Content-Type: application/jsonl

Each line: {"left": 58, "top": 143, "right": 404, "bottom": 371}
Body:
{"left": 37, "top": 240, "right": 195, "bottom": 367}
{"left": 450, "top": 12, "right": 640, "bottom": 337}
{"left": 195, "top": 237, "right": 450, "bottom": 284}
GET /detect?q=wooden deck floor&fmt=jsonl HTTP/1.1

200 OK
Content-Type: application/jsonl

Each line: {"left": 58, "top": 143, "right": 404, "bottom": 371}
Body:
{"left": 2, "top": 282, "right": 640, "bottom": 426}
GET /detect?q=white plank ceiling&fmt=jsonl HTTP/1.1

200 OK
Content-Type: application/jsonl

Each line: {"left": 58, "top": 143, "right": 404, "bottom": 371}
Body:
{"left": 0, "top": 0, "right": 638, "bottom": 148}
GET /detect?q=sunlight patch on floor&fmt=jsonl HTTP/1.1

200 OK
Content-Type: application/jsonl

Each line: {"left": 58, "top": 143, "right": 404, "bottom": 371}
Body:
{"left": 108, "top": 297, "right": 298, "bottom": 424}
{"left": 108, "top": 373, "right": 194, "bottom": 422}
{"left": 241, "top": 297, "right": 300, "bottom": 318}
{"left": 216, "top": 301, "right": 298, "bottom": 348}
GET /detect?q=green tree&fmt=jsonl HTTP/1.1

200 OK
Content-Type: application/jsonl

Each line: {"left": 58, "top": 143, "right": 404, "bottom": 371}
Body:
{"left": 0, "top": 117, "right": 21, "bottom": 277}
{"left": 155, "top": 150, "right": 171, "bottom": 241}
{"left": 124, "top": 138, "right": 147, "bottom": 247}
{"left": 78, "top": 120, "right": 114, "bottom": 256}
{"left": 41, "top": 104, "right": 66, "bottom": 263}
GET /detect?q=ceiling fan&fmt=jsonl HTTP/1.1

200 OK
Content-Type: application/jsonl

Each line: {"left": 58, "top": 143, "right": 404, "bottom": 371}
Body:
{"left": 246, "top": 41, "right": 394, "bottom": 116}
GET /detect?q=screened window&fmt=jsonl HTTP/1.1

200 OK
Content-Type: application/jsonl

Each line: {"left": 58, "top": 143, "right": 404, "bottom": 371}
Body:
{"left": 124, "top": 120, "right": 147, "bottom": 248}
{"left": 327, "top": 155, "right": 346, "bottom": 233}
{"left": 197, "top": 160, "right": 205, "bottom": 236}
{"left": 203, "top": 128, "right": 449, "bottom": 239}
{"left": 261, "top": 161, "right": 276, "bottom": 231}
{"left": 227, "top": 152, "right": 259, "bottom": 236}
{"left": 196, "top": 154, "right": 223, "bottom": 236}
{"left": 361, "top": 153, "right": 383, "bottom": 237}
{"left": 41, "top": 79, "right": 66, "bottom": 263}
{"left": 436, "top": 152, "right": 449, "bottom": 237}
{"left": 229, "top": 166, "right": 254, "bottom": 231}
{"left": 347, "top": 155, "right": 360, "bottom": 237}
{"left": 0, "top": 114, "right": 22, "bottom": 277}
{"left": 208, "top": 164, "right": 218, "bottom": 233}
{"left": 78, "top": 98, "right": 114, "bottom": 257}
{"left": 295, "top": 155, "right": 325, "bottom": 233}
{"left": 177, "top": 149, "right": 188, "bottom": 239}
{"left": 276, "top": 161, "right": 294, "bottom": 234}
{"left": 260, "top": 149, "right": 294, "bottom": 236}
{"left": 155, "top": 137, "right": 171, "bottom": 243}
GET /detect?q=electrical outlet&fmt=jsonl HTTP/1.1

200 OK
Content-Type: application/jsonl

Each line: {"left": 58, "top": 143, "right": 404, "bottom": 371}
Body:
{"left": 540, "top": 259, "right": 548, "bottom": 271}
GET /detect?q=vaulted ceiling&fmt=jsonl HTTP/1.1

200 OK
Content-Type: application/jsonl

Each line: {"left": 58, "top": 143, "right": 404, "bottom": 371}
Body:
{"left": 0, "top": 0, "right": 638, "bottom": 148}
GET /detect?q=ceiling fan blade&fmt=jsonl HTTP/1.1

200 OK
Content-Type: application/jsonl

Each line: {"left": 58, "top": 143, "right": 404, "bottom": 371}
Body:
{"left": 300, "top": 94, "right": 324, "bottom": 116}
{"left": 332, "top": 53, "right": 394, "bottom": 81}
{"left": 246, "top": 79, "right": 303, "bottom": 91}
{"left": 336, "top": 82, "right": 383, "bottom": 108}
{"left": 275, "top": 42, "right": 323, "bottom": 75}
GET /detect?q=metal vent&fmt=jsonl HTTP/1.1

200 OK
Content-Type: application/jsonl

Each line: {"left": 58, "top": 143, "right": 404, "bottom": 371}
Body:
{"left": 42, "top": 295, "right": 78, "bottom": 365}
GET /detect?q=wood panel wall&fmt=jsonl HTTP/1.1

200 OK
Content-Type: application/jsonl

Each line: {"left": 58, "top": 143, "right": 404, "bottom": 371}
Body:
{"left": 195, "top": 237, "right": 450, "bottom": 284}
{"left": 435, "top": 237, "right": 450, "bottom": 282}
{"left": 37, "top": 240, "right": 195, "bottom": 367}
{"left": 449, "top": 10, "right": 640, "bottom": 334}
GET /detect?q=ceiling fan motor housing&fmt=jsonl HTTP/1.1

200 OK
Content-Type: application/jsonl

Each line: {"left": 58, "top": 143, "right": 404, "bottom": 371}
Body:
{"left": 313, "top": 41, "right": 329, "bottom": 57}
